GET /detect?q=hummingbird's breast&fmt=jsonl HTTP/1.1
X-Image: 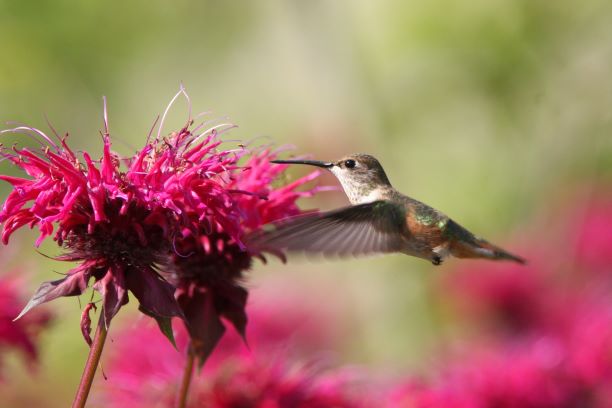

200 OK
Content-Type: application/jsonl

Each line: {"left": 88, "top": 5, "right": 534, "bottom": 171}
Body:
{"left": 339, "top": 181, "right": 388, "bottom": 205}
{"left": 353, "top": 188, "right": 388, "bottom": 205}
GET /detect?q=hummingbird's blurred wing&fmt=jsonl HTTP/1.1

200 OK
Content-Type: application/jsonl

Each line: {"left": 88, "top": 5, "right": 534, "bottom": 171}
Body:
{"left": 248, "top": 201, "right": 406, "bottom": 257}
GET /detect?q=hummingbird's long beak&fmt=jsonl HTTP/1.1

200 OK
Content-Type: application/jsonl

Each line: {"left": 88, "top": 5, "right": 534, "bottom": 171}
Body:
{"left": 270, "top": 159, "right": 333, "bottom": 168}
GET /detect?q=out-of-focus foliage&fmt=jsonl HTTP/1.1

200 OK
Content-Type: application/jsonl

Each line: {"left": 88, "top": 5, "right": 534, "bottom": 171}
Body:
{"left": 1, "top": 1, "right": 611, "bottom": 406}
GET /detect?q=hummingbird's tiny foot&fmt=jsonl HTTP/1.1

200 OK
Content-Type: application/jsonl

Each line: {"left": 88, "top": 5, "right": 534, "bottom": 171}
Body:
{"left": 431, "top": 255, "right": 443, "bottom": 266}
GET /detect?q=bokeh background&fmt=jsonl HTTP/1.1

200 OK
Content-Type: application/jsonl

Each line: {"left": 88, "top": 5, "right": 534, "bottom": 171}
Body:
{"left": 1, "top": 1, "right": 611, "bottom": 406}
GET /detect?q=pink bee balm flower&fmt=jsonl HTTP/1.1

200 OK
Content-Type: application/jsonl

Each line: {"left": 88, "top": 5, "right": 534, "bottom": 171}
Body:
{"left": 192, "top": 359, "right": 364, "bottom": 408}
{"left": 389, "top": 316, "right": 612, "bottom": 408}
{"left": 228, "top": 149, "right": 321, "bottom": 231}
{"left": 569, "top": 196, "right": 612, "bottom": 274}
{"left": 0, "top": 92, "right": 266, "bottom": 336}
{"left": 167, "top": 148, "right": 322, "bottom": 365}
{"left": 443, "top": 259, "right": 563, "bottom": 335}
{"left": 390, "top": 295, "right": 612, "bottom": 406}
{"left": 0, "top": 274, "right": 53, "bottom": 380}
{"left": 97, "top": 290, "right": 365, "bottom": 408}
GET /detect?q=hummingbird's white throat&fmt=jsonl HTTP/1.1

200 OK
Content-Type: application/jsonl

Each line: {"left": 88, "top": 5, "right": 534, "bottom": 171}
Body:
{"left": 330, "top": 166, "right": 387, "bottom": 205}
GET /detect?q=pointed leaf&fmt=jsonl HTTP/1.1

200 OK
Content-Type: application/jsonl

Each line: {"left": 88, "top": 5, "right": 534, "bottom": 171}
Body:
{"left": 93, "top": 267, "right": 128, "bottom": 328}
{"left": 179, "top": 291, "right": 225, "bottom": 369}
{"left": 217, "top": 284, "right": 249, "bottom": 343}
{"left": 15, "top": 270, "right": 90, "bottom": 320}
{"left": 140, "top": 309, "right": 177, "bottom": 349}
{"left": 127, "top": 267, "right": 183, "bottom": 319}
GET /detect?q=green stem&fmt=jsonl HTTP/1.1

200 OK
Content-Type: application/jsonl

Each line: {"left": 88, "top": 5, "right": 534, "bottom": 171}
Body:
{"left": 175, "top": 342, "right": 196, "bottom": 408}
{"left": 72, "top": 310, "right": 109, "bottom": 408}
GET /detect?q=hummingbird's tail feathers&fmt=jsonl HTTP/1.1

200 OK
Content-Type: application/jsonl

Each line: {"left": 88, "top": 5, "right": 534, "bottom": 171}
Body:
{"left": 450, "top": 239, "right": 526, "bottom": 264}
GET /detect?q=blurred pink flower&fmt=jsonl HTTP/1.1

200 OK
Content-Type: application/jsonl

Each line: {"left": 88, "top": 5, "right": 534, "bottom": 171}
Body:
{"left": 96, "top": 291, "right": 364, "bottom": 408}
{"left": 569, "top": 197, "right": 612, "bottom": 274}
{"left": 390, "top": 314, "right": 612, "bottom": 408}
{"left": 390, "top": 193, "right": 612, "bottom": 407}
{"left": 0, "top": 275, "right": 52, "bottom": 379}
{"left": 445, "top": 194, "right": 612, "bottom": 337}
{"left": 444, "top": 259, "right": 566, "bottom": 335}
{"left": 191, "top": 359, "right": 362, "bottom": 408}
{"left": 391, "top": 297, "right": 612, "bottom": 407}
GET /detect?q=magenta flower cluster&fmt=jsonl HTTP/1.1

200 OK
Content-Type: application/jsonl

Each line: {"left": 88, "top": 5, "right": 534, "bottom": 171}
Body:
{"left": 0, "top": 92, "right": 320, "bottom": 364}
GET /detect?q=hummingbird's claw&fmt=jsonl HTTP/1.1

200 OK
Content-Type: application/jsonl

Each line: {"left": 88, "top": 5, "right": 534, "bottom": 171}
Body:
{"left": 431, "top": 255, "right": 443, "bottom": 266}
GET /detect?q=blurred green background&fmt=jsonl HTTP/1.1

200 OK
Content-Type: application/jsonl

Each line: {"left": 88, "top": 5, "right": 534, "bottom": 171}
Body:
{"left": 1, "top": 0, "right": 611, "bottom": 406}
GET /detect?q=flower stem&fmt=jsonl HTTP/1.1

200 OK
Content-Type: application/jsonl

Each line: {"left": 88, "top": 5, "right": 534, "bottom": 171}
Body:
{"left": 175, "top": 341, "right": 196, "bottom": 408}
{"left": 72, "top": 309, "right": 109, "bottom": 408}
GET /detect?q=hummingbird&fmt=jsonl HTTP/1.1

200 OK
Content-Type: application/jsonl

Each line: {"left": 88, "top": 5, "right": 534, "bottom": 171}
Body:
{"left": 250, "top": 154, "right": 525, "bottom": 265}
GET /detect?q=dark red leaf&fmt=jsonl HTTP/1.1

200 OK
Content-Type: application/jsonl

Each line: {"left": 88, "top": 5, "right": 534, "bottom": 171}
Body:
{"left": 139, "top": 310, "right": 177, "bottom": 349}
{"left": 126, "top": 266, "right": 183, "bottom": 320}
{"left": 179, "top": 290, "right": 226, "bottom": 368}
{"left": 93, "top": 267, "right": 128, "bottom": 328}
{"left": 15, "top": 269, "right": 90, "bottom": 320}
{"left": 216, "top": 284, "right": 249, "bottom": 343}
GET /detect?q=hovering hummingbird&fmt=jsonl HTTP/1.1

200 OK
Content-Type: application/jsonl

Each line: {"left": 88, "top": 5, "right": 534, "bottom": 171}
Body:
{"left": 250, "top": 154, "right": 525, "bottom": 265}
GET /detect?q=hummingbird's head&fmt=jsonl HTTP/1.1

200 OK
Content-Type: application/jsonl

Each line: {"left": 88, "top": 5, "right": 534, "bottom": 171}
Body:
{"left": 271, "top": 154, "right": 392, "bottom": 205}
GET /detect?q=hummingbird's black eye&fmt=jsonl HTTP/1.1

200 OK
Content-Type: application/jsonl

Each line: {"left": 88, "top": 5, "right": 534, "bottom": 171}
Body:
{"left": 344, "top": 159, "right": 356, "bottom": 169}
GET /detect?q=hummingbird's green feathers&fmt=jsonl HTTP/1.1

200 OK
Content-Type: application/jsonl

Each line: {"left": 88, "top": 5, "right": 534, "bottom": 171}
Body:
{"left": 247, "top": 201, "right": 406, "bottom": 257}
{"left": 403, "top": 198, "right": 525, "bottom": 264}
{"left": 404, "top": 199, "right": 451, "bottom": 244}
